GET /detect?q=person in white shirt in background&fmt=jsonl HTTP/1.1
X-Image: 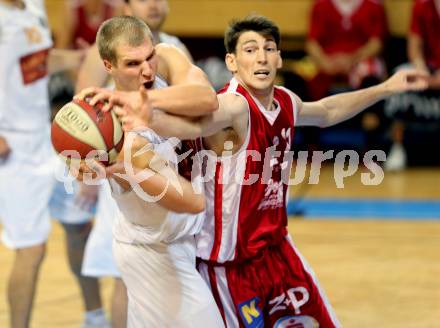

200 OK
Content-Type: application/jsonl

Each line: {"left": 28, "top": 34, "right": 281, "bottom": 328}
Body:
{"left": 0, "top": 1, "right": 88, "bottom": 327}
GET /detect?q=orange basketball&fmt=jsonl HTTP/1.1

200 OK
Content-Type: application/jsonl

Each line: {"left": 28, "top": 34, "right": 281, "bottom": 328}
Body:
{"left": 51, "top": 99, "right": 124, "bottom": 166}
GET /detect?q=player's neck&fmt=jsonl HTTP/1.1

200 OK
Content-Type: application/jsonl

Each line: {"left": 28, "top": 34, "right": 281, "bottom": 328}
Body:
{"left": 234, "top": 76, "right": 275, "bottom": 110}
{"left": 256, "top": 94, "right": 275, "bottom": 111}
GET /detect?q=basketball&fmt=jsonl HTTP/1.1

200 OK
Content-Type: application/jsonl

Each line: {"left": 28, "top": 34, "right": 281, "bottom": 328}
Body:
{"left": 51, "top": 99, "right": 124, "bottom": 166}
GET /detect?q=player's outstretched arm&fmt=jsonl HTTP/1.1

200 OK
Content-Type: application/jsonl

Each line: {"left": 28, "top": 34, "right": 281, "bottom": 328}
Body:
{"left": 74, "top": 88, "right": 247, "bottom": 139}
{"left": 147, "top": 44, "right": 218, "bottom": 116}
{"left": 297, "top": 68, "right": 429, "bottom": 128}
{"left": 122, "top": 167, "right": 205, "bottom": 214}
{"left": 150, "top": 92, "right": 249, "bottom": 139}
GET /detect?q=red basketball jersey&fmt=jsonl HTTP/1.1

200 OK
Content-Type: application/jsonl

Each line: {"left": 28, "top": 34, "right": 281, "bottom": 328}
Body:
{"left": 196, "top": 78, "right": 298, "bottom": 264}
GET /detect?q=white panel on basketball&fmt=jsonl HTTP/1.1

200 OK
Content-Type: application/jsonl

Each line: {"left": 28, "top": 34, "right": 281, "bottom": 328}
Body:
{"left": 54, "top": 102, "right": 107, "bottom": 151}
{"left": 111, "top": 110, "right": 123, "bottom": 146}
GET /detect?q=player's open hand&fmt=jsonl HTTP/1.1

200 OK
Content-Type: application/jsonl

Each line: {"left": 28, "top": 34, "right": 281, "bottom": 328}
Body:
{"left": 74, "top": 87, "right": 114, "bottom": 110}
{"left": 383, "top": 68, "right": 429, "bottom": 94}
{"left": 110, "top": 85, "right": 152, "bottom": 132}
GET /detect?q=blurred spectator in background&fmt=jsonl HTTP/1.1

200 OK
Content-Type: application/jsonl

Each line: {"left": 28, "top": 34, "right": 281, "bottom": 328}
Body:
{"left": 57, "top": 0, "right": 123, "bottom": 49}
{"left": 306, "top": 0, "right": 388, "bottom": 99}
{"left": 385, "top": 0, "right": 440, "bottom": 170}
{"left": 123, "top": 0, "right": 192, "bottom": 58}
{"left": 0, "top": 1, "right": 91, "bottom": 327}
{"left": 197, "top": 56, "right": 231, "bottom": 91}
{"left": 305, "top": 0, "right": 389, "bottom": 152}
{"left": 49, "top": 0, "right": 123, "bottom": 119}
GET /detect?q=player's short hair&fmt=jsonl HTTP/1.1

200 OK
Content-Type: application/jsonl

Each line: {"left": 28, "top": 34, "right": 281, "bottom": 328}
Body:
{"left": 96, "top": 16, "right": 153, "bottom": 65}
{"left": 224, "top": 15, "right": 280, "bottom": 54}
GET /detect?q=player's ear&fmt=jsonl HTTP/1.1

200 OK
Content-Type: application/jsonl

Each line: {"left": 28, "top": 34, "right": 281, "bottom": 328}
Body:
{"left": 225, "top": 53, "right": 238, "bottom": 73}
{"left": 276, "top": 50, "right": 282, "bottom": 69}
{"left": 103, "top": 59, "right": 113, "bottom": 73}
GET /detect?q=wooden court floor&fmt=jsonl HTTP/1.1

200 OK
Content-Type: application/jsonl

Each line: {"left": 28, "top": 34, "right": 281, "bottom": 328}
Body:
{"left": 1, "top": 167, "right": 439, "bottom": 327}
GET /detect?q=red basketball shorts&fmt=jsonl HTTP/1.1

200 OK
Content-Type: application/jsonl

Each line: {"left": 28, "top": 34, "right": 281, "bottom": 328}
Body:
{"left": 197, "top": 235, "right": 341, "bottom": 328}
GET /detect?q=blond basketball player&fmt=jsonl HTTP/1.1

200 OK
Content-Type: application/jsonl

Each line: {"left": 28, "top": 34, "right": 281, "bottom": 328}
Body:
{"left": 87, "top": 15, "right": 429, "bottom": 328}
{"left": 75, "top": 16, "right": 223, "bottom": 327}
{"left": 73, "top": 1, "right": 195, "bottom": 325}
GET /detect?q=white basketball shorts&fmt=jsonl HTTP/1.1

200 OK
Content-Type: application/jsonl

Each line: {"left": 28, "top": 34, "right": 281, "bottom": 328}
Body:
{"left": 49, "top": 157, "right": 95, "bottom": 225}
{"left": 113, "top": 235, "right": 224, "bottom": 328}
{"left": 0, "top": 129, "right": 54, "bottom": 249}
{"left": 82, "top": 182, "right": 120, "bottom": 277}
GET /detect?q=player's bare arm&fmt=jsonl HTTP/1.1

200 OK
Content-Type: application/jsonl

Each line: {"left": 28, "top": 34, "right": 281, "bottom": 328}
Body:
{"left": 71, "top": 132, "right": 205, "bottom": 214}
{"left": 149, "top": 92, "right": 249, "bottom": 141}
{"left": 148, "top": 43, "right": 218, "bottom": 116}
{"left": 297, "top": 68, "right": 429, "bottom": 127}
{"left": 107, "top": 133, "right": 205, "bottom": 214}
{"left": 75, "top": 85, "right": 200, "bottom": 137}
{"left": 75, "top": 88, "right": 248, "bottom": 142}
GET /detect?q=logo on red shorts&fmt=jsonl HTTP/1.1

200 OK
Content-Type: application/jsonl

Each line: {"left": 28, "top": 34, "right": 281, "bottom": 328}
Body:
{"left": 238, "top": 297, "right": 263, "bottom": 328}
{"left": 274, "top": 315, "right": 319, "bottom": 328}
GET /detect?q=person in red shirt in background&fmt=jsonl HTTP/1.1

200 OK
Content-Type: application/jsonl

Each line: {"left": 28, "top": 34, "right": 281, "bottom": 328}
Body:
{"left": 56, "top": 0, "right": 122, "bottom": 49}
{"left": 305, "top": 0, "right": 389, "bottom": 153}
{"left": 408, "top": 0, "right": 440, "bottom": 77}
{"left": 306, "top": 0, "right": 388, "bottom": 100}
{"left": 385, "top": 0, "right": 440, "bottom": 171}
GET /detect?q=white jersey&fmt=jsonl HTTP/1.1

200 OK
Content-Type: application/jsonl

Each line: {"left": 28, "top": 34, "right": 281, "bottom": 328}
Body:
{"left": 111, "top": 76, "right": 204, "bottom": 245}
{"left": 81, "top": 33, "right": 192, "bottom": 276}
{"left": 0, "top": 0, "right": 53, "bottom": 132}
{"left": 110, "top": 77, "right": 222, "bottom": 328}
